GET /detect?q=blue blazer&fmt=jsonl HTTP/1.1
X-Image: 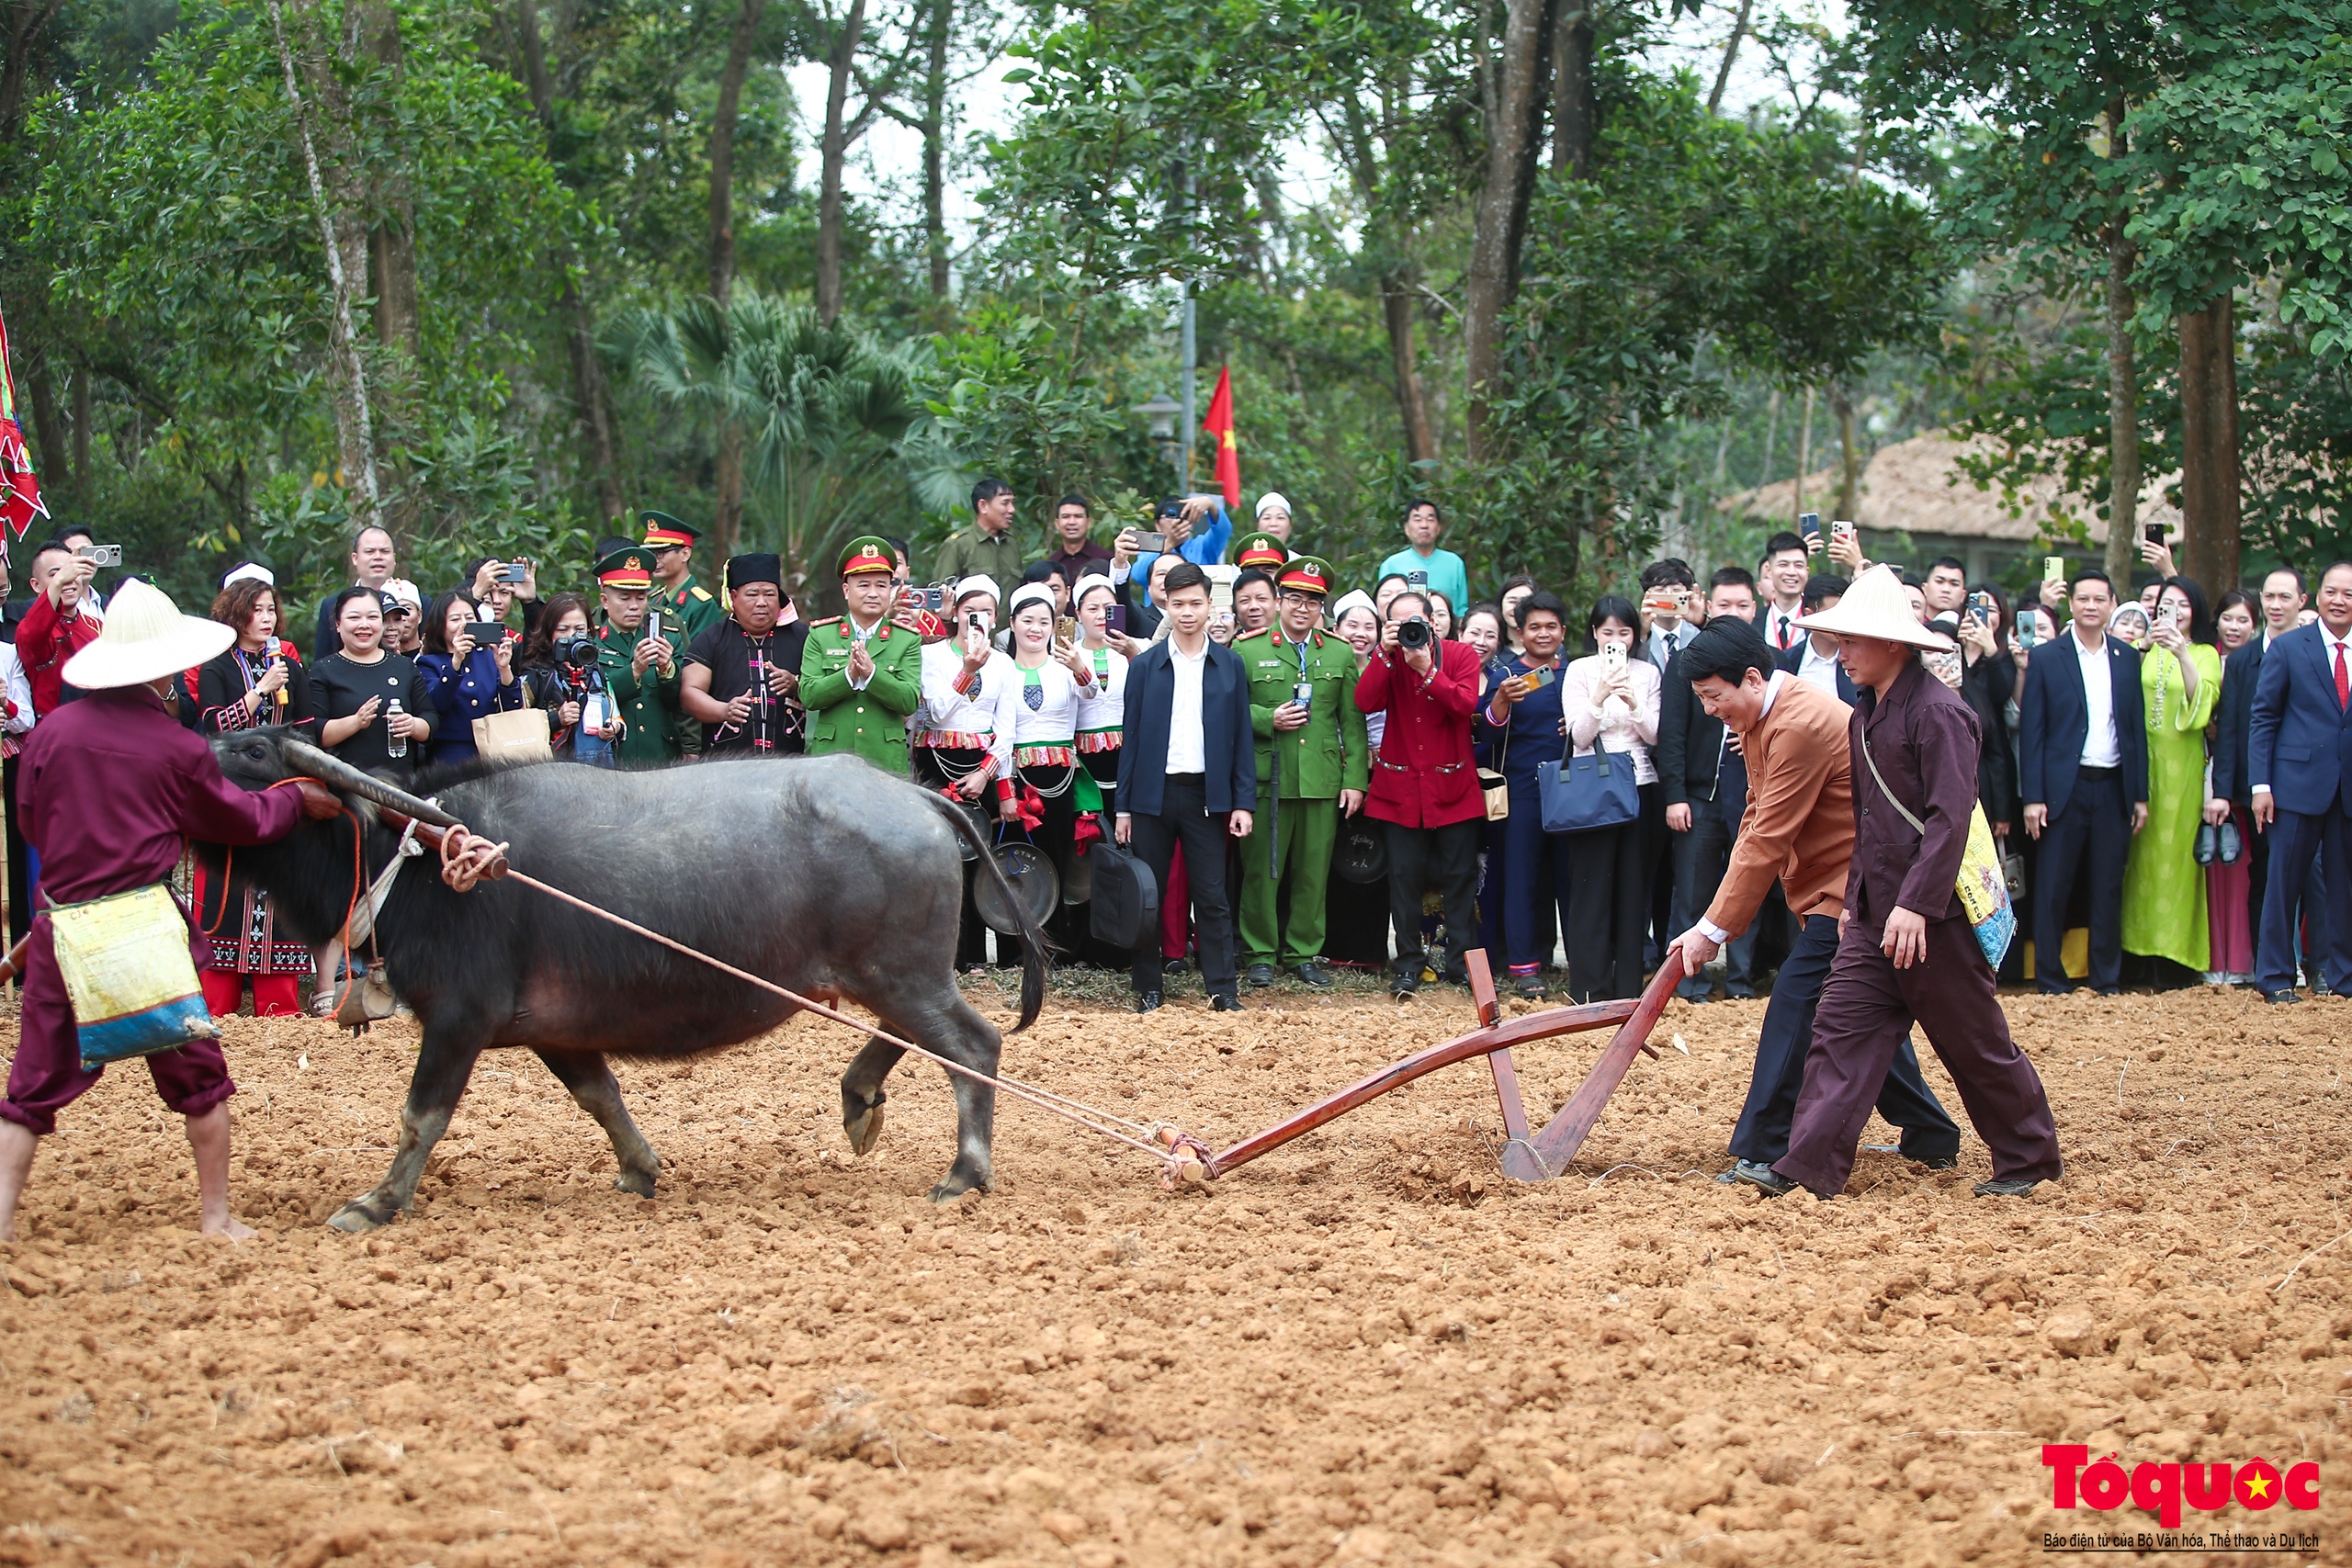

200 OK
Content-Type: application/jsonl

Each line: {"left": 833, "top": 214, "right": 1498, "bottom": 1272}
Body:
{"left": 2211, "top": 635, "right": 2267, "bottom": 804}
{"left": 2018, "top": 632, "right": 2148, "bottom": 819}
{"left": 2248, "top": 622, "right": 2352, "bottom": 817}
{"left": 1115, "top": 637, "right": 1258, "bottom": 817}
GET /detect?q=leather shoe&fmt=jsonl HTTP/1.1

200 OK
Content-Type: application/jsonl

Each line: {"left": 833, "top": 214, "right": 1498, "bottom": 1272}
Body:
{"left": 1910, "top": 1152, "right": 1961, "bottom": 1171}
{"left": 1733, "top": 1163, "right": 1801, "bottom": 1198}
{"left": 1293, "top": 962, "right": 1332, "bottom": 989}
{"left": 1973, "top": 1176, "right": 2040, "bottom": 1197}
{"left": 2264, "top": 988, "right": 2302, "bottom": 1005}
{"left": 1246, "top": 963, "right": 1275, "bottom": 988}
{"left": 1134, "top": 990, "right": 1163, "bottom": 1014}
{"left": 1210, "top": 990, "right": 1242, "bottom": 1011}
{"left": 1390, "top": 968, "right": 1421, "bottom": 998}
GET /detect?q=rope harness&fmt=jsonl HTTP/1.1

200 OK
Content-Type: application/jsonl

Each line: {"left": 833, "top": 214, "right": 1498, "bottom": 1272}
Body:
{"left": 345, "top": 793, "right": 1212, "bottom": 1190}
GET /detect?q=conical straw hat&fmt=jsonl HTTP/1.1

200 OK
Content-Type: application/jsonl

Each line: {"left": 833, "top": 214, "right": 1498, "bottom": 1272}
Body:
{"left": 1792, "top": 564, "right": 1953, "bottom": 652}
{"left": 62, "top": 578, "right": 234, "bottom": 691}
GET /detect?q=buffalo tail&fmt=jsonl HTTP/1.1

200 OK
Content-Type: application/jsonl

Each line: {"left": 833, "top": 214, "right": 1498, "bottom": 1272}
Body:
{"left": 925, "top": 791, "right": 1046, "bottom": 1032}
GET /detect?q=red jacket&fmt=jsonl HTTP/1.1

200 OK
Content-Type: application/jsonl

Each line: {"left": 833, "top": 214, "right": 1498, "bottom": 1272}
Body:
{"left": 1355, "top": 638, "right": 1485, "bottom": 828}
{"left": 17, "top": 592, "right": 103, "bottom": 717}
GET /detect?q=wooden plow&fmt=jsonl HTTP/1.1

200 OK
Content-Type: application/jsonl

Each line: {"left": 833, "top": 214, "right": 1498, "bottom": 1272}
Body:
{"left": 1197, "top": 953, "right": 1681, "bottom": 1184}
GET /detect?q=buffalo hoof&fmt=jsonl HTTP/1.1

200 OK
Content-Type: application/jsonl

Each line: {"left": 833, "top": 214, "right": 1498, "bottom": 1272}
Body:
{"left": 843, "top": 1095, "right": 887, "bottom": 1156}
{"left": 326, "top": 1196, "right": 398, "bottom": 1234}
{"left": 614, "top": 1167, "right": 658, "bottom": 1200}
{"left": 927, "top": 1168, "right": 992, "bottom": 1204}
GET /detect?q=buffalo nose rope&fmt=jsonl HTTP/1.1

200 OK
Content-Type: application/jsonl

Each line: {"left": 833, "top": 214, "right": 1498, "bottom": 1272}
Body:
{"left": 411, "top": 816, "right": 1211, "bottom": 1189}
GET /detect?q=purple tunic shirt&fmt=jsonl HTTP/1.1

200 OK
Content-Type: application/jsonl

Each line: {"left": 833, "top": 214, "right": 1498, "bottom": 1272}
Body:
{"left": 1846, "top": 659, "right": 1979, "bottom": 928}
{"left": 19, "top": 684, "right": 302, "bottom": 906}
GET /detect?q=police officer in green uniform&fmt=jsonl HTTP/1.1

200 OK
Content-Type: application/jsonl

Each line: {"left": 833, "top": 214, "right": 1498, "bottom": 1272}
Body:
{"left": 1235, "top": 555, "right": 1369, "bottom": 988}
{"left": 798, "top": 536, "right": 921, "bottom": 772}
{"left": 590, "top": 547, "right": 683, "bottom": 766}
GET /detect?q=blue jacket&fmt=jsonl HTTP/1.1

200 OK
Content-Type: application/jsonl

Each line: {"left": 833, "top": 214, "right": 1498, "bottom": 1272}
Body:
{"left": 2211, "top": 635, "right": 2268, "bottom": 804}
{"left": 2248, "top": 622, "right": 2352, "bottom": 817}
{"left": 1115, "top": 636, "right": 1257, "bottom": 817}
{"left": 1125, "top": 504, "right": 1234, "bottom": 588}
{"left": 418, "top": 645, "right": 525, "bottom": 767}
{"left": 2018, "top": 631, "right": 2148, "bottom": 819}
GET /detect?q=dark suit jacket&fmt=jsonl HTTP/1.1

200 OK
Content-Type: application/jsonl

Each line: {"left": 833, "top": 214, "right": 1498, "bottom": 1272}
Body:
{"left": 1656, "top": 647, "right": 1726, "bottom": 808}
{"left": 2211, "top": 635, "right": 2267, "bottom": 805}
{"left": 2018, "top": 632, "right": 2148, "bottom": 819}
{"left": 2248, "top": 622, "right": 2352, "bottom": 817}
{"left": 1115, "top": 636, "right": 1257, "bottom": 818}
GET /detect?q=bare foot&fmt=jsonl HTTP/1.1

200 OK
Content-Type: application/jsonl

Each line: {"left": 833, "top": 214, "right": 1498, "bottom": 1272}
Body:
{"left": 200, "top": 1214, "right": 257, "bottom": 1241}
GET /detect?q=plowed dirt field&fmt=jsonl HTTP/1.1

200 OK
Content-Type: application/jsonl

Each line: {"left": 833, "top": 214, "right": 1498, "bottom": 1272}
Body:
{"left": 3, "top": 981, "right": 2347, "bottom": 1566}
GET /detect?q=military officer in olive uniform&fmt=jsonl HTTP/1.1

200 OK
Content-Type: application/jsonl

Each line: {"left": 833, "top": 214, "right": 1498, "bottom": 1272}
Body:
{"left": 641, "top": 512, "right": 723, "bottom": 757}
{"left": 799, "top": 536, "right": 922, "bottom": 772}
{"left": 1235, "top": 556, "right": 1370, "bottom": 987}
{"left": 641, "top": 512, "right": 725, "bottom": 643}
{"left": 591, "top": 547, "right": 684, "bottom": 766}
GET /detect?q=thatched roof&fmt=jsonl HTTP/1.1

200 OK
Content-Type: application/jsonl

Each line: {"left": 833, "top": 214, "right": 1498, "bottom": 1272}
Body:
{"left": 1716, "top": 429, "right": 2182, "bottom": 545}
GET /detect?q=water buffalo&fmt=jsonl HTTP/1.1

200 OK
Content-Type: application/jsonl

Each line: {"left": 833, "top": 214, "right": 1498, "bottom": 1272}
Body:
{"left": 201, "top": 730, "right": 1046, "bottom": 1230}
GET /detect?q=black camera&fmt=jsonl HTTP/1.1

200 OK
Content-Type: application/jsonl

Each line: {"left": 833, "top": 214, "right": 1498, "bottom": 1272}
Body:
{"left": 1396, "top": 616, "right": 1433, "bottom": 651}
{"left": 556, "top": 636, "right": 599, "bottom": 668}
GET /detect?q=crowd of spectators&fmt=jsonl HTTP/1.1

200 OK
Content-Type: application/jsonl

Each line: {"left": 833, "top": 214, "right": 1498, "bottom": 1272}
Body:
{"left": 5, "top": 488, "right": 2346, "bottom": 1021}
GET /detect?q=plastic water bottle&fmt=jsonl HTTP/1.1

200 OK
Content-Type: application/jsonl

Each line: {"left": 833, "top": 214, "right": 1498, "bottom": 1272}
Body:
{"left": 385, "top": 697, "right": 407, "bottom": 759}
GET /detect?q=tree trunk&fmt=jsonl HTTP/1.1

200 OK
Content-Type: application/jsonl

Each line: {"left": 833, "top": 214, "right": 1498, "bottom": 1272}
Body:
{"left": 815, "top": 0, "right": 868, "bottom": 326}
{"left": 1551, "top": 2, "right": 1593, "bottom": 175}
{"left": 512, "top": 0, "right": 624, "bottom": 522}
{"left": 1831, "top": 383, "right": 1859, "bottom": 520}
{"left": 23, "top": 346, "right": 67, "bottom": 497}
{"left": 1793, "top": 385, "right": 1813, "bottom": 521}
{"left": 921, "top": 0, "right": 950, "bottom": 299}
{"left": 2103, "top": 220, "right": 2140, "bottom": 579}
{"left": 268, "top": 0, "right": 383, "bottom": 532}
{"left": 1706, "top": 0, "right": 1751, "bottom": 115}
{"left": 1464, "top": 0, "right": 1555, "bottom": 461}
{"left": 2177, "top": 290, "right": 2242, "bottom": 592}
{"left": 0, "top": 0, "right": 63, "bottom": 141}
{"left": 1382, "top": 281, "right": 1437, "bottom": 465}
{"left": 70, "top": 363, "right": 88, "bottom": 490}
{"left": 709, "top": 0, "right": 765, "bottom": 305}
{"left": 1756, "top": 386, "right": 1779, "bottom": 491}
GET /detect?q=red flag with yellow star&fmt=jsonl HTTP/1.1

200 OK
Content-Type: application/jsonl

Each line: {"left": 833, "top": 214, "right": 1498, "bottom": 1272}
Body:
{"left": 1201, "top": 366, "right": 1239, "bottom": 508}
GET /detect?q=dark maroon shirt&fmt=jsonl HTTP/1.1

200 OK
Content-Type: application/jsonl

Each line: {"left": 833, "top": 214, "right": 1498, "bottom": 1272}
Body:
{"left": 19, "top": 684, "right": 302, "bottom": 906}
{"left": 1846, "top": 659, "right": 1978, "bottom": 928}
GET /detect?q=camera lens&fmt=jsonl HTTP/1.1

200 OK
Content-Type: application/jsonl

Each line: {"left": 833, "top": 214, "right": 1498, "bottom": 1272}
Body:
{"left": 1396, "top": 617, "right": 1431, "bottom": 651}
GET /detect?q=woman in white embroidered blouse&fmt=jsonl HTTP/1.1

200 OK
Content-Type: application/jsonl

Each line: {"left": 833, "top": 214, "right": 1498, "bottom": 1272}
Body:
{"left": 1555, "top": 594, "right": 1663, "bottom": 1002}
{"left": 1007, "top": 585, "right": 1098, "bottom": 957}
{"left": 1070, "top": 576, "right": 1130, "bottom": 811}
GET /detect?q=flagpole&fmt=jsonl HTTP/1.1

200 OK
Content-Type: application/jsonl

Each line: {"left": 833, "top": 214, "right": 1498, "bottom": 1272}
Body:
{"left": 1178, "top": 144, "right": 1195, "bottom": 494}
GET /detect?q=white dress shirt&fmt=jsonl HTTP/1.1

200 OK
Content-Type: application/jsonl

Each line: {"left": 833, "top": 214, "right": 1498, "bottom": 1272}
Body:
{"left": 1164, "top": 637, "right": 1208, "bottom": 773}
{"left": 2075, "top": 629, "right": 2120, "bottom": 768}
{"left": 1794, "top": 638, "right": 1842, "bottom": 696}
{"left": 1763, "top": 604, "right": 1804, "bottom": 653}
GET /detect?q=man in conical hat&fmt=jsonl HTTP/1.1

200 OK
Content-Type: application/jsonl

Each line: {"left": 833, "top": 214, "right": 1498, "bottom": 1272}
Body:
{"left": 0, "top": 580, "right": 340, "bottom": 1241}
{"left": 1740, "top": 566, "right": 2063, "bottom": 1201}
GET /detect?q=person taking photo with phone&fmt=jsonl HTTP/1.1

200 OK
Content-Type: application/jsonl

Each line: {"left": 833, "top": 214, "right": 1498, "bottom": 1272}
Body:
{"left": 417, "top": 590, "right": 527, "bottom": 768}
{"left": 1480, "top": 591, "right": 1573, "bottom": 998}
{"left": 1555, "top": 595, "right": 1663, "bottom": 1002}
{"left": 18, "top": 540, "right": 104, "bottom": 717}
{"left": 587, "top": 547, "right": 683, "bottom": 766}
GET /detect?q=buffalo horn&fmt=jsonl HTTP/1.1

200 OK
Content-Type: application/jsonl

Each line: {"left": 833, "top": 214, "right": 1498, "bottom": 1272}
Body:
{"left": 282, "top": 739, "right": 463, "bottom": 829}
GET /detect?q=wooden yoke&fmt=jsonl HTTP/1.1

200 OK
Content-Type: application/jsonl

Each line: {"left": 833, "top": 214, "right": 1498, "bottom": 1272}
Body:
{"left": 1203, "top": 949, "right": 1678, "bottom": 1184}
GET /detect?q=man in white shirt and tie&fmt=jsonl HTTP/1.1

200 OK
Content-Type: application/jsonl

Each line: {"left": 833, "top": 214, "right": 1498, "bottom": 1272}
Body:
{"left": 1752, "top": 533, "right": 1811, "bottom": 656}
{"left": 1639, "top": 558, "right": 1700, "bottom": 670}
{"left": 2019, "top": 569, "right": 2149, "bottom": 994}
{"left": 1780, "top": 575, "right": 1855, "bottom": 700}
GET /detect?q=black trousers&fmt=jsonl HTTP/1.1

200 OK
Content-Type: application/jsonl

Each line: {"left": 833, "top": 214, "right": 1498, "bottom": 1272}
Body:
{"left": 1385, "top": 818, "right": 1482, "bottom": 977}
{"left": 1564, "top": 795, "right": 1649, "bottom": 1002}
{"left": 3, "top": 752, "right": 24, "bottom": 946}
{"left": 1730, "top": 913, "right": 1960, "bottom": 1165}
{"left": 1670, "top": 794, "right": 1734, "bottom": 998}
{"left": 1128, "top": 773, "right": 1239, "bottom": 995}
{"left": 2034, "top": 767, "right": 2128, "bottom": 992}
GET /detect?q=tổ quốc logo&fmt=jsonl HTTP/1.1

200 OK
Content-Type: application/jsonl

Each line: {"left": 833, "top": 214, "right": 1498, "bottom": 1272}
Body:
{"left": 2042, "top": 1444, "right": 2320, "bottom": 1545}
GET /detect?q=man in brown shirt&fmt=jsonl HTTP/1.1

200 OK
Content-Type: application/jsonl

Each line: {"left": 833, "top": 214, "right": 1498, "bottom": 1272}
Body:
{"left": 1668, "top": 616, "right": 1959, "bottom": 1184}
{"left": 1757, "top": 567, "right": 2063, "bottom": 1199}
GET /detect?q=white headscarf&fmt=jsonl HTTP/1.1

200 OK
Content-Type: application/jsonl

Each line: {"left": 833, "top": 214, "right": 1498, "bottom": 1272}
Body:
{"left": 1255, "top": 491, "right": 1292, "bottom": 521}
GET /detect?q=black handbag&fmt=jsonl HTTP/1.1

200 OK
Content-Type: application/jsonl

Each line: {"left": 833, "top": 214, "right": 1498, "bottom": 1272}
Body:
{"left": 1087, "top": 840, "right": 1160, "bottom": 949}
